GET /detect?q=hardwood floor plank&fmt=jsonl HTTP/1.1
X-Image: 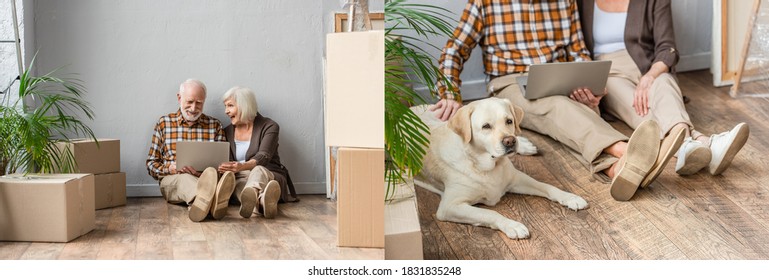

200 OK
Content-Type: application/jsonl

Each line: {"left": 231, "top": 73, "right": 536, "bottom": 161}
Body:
{"left": 136, "top": 219, "right": 173, "bottom": 259}
{"left": 96, "top": 242, "right": 136, "bottom": 260}
{"left": 0, "top": 242, "right": 29, "bottom": 259}
{"left": 415, "top": 187, "right": 460, "bottom": 260}
{"left": 20, "top": 243, "right": 65, "bottom": 260}
{"left": 654, "top": 170, "right": 769, "bottom": 258}
{"left": 172, "top": 241, "right": 212, "bottom": 260}
{"left": 202, "top": 220, "right": 246, "bottom": 260}
{"left": 523, "top": 131, "right": 686, "bottom": 260}
{"left": 264, "top": 220, "right": 331, "bottom": 260}
{"left": 101, "top": 202, "right": 140, "bottom": 244}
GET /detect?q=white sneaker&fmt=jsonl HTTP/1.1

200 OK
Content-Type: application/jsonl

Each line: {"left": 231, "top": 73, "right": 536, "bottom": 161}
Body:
{"left": 708, "top": 123, "right": 749, "bottom": 175}
{"left": 675, "top": 137, "right": 711, "bottom": 175}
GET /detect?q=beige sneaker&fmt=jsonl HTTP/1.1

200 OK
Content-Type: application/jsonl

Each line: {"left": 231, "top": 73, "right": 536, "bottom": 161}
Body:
{"left": 708, "top": 123, "right": 749, "bottom": 175}
{"left": 189, "top": 167, "right": 218, "bottom": 222}
{"left": 239, "top": 186, "right": 258, "bottom": 218}
{"left": 675, "top": 137, "right": 711, "bottom": 175}
{"left": 210, "top": 171, "right": 236, "bottom": 220}
{"left": 260, "top": 180, "right": 281, "bottom": 219}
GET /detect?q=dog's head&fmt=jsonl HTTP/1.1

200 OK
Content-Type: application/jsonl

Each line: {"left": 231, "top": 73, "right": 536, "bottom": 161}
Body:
{"left": 448, "top": 97, "right": 524, "bottom": 159}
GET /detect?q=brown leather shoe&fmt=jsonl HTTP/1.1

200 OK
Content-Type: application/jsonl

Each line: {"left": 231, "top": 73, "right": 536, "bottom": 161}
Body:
{"left": 210, "top": 171, "right": 236, "bottom": 220}
{"left": 640, "top": 124, "right": 686, "bottom": 188}
{"left": 238, "top": 186, "right": 258, "bottom": 218}
{"left": 610, "top": 120, "right": 660, "bottom": 201}
{"left": 260, "top": 180, "right": 281, "bottom": 219}
{"left": 189, "top": 167, "right": 218, "bottom": 222}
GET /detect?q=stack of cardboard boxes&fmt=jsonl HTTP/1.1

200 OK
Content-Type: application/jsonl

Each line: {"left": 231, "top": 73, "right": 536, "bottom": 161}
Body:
{"left": 57, "top": 139, "right": 125, "bottom": 210}
{"left": 325, "top": 31, "right": 385, "bottom": 249}
{"left": 0, "top": 138, "right": 125, "bottom": 242}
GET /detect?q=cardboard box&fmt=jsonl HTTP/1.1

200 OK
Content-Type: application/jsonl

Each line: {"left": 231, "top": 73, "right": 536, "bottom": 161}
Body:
{"left": 55, "top": 138, "right": 120, "bottom": 175}
{"left": 385, "top": 196, "right": 424, "bottom": 260}
{"left": 336, "top": 147, "right": 385, "bottom": 248}
{"left": 324, "top": 31, "right": 384, "bottom": 149}
{"left": 0, "top": 174, "right": 95, "bottom": 242}
{"left": 94, "top": 172, "right": 126, "bottom": 210}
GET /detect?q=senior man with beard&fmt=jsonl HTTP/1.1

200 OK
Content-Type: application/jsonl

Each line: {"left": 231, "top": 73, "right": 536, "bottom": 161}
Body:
{"left": 146, "top": 79, "right": 235, "bottom": 222}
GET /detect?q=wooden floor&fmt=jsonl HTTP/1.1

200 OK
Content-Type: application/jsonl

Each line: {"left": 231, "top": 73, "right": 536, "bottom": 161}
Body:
{"left": 416, "top": 70, "right": 769, "bottom": 260}
{"left": 0, "top": 195, "right": 383, "bottom": 260}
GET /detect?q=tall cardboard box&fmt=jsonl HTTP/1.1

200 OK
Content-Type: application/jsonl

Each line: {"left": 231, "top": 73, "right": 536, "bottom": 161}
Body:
{"left": 55, "top": 139, "right": 121, "bottom": 175}
{"left": 324, "top": 31, "right": 384, "bottom": 149}
{"left": 0, "top": 174, "right": 96, "bottom": 242}
{"left": 94, "top": 172, "right": 127, "bottom": 209}
{"left": 336, "top": 147, "right": 385, "bottom": 248}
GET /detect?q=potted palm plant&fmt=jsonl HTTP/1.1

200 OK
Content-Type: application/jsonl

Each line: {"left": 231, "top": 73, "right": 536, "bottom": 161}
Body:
{"left": 384, "top": 0, "right": 455, "bottom": 200}
{"left": 0, "top": 56, "right": 96, "bottom": 175}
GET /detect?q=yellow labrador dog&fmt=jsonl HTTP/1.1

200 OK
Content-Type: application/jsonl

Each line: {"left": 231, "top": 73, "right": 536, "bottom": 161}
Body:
{"left": 413, "top": 97, "right": 588, "bottom": 239}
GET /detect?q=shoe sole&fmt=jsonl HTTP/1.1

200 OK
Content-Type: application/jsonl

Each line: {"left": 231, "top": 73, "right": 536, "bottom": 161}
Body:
{"left": 641, "top": 125, "right": 686, "bottom": 188}
{"left": 676, "top": 146, "right": 711, "bottom": 175}
{"left": 262, "top": 181, "right": 281, "bottom": 219}
{"left": 189, "top": 168, "right": 218, "bottom": 222}
{"left": 611, "top": 120, "right": 660, "bottom": 201}
{"left": 239, "top": 187, "right": 258, "bottom": 218}
{"left": 211, "top": 171, "right": 236, "bottom": 220}
{"left": 710, "top": 123, "right": 749, "bottom": 175}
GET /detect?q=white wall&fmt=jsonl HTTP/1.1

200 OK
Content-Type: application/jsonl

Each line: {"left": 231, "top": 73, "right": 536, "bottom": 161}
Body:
{"left": 0, "top": 0, "right": 25, "bottom": 101}
{"left": 31, "top": 0, "right": 336, "bottom": 196}
{"left": 403, "top": 0, "right": 714, "bottom": 100}
{"left": 672, "top": 0, "right": 713, "bottom": 72}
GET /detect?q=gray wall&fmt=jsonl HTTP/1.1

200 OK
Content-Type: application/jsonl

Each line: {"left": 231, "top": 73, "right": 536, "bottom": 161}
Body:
{"left": 30, "top": 0, "right": 354, "bottom": 196}
{"left": 404, "top": 0, "right": 713, "bottom": 100}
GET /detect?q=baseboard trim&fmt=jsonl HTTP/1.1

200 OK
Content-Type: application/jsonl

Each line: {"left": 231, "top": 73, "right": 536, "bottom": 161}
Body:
{"left": 678, "top": 52, "right": 711, "bottom": 72}
{"left": 126, "top": 182, "right": 327, "bottom": 197}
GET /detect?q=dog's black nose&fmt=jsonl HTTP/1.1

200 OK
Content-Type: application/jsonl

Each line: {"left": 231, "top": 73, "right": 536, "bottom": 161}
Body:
{"left": 502, "top": 136, "right": 517, "bottom": 148}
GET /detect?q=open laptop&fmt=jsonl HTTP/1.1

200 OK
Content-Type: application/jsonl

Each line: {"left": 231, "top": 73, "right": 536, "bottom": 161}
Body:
{"left": 175, "top": 141, "right": 230, "bottom": 171}
{"left": 516, "top": 60, "right": 612, "bottom": 100}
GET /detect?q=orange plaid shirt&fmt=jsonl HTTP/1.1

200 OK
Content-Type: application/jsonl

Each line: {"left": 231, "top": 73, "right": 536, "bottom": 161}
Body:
{"left": 438, "top": 0, "right": 592, "bottom": 100}
{"left": 146, "top": 109, "right": 225, "bottom": 180}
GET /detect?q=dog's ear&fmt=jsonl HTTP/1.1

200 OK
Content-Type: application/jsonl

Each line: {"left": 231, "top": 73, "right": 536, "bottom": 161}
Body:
{"left": 505, "top": 99, "right": 525, "bottom": 135}
{"left": 448, "top": 104, "right": 474, "bottom": 143}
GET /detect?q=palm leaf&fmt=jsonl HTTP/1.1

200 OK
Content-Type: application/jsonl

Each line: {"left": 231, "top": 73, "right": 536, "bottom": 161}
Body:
{"left": 0, "top": 52, "right": 96, "bottom": 175}
{"left": 384, "top": 0, "right": 456, "bottom": 200}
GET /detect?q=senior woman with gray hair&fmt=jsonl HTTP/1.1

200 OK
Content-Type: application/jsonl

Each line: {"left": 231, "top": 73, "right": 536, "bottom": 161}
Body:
{"left": 218, "top": 86, "right": 298, "bottom": 219}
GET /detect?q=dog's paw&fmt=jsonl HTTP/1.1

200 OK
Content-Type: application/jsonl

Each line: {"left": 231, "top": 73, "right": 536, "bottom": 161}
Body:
{"left": 516, "top": 136, "right": 538, "bottom": 155}
{"left": 559, "top": 194, "right": 588, "bottom": 211}
{"left": 498, "top": 220, "right": 530, "bottom": 239}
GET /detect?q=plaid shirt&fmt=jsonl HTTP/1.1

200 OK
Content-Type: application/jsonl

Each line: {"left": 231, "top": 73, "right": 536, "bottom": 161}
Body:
{"left": 146, "top": 109, "right": 225, "bottom": 180}
{"left": 438, "top": 0, "right": 592, "bottom": 100}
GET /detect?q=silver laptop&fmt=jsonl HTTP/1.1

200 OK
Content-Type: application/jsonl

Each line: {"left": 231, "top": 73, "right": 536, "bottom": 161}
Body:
{"left": 516, "top": 60, "right": 612, "bottom": 100}
{"left": 175, "top": 141, "right": 230, "bottom": 171}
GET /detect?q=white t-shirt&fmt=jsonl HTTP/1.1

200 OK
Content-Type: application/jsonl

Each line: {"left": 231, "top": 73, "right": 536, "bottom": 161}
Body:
{"left": 234, "top": 140, "right": 250, "bottom": 163}
{"left": 592, "top": 2, "right": 627, "bottom": 55}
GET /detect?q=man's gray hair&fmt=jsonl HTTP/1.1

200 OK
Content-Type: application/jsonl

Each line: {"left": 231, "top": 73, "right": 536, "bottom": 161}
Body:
{"left": 179, "top": 79, "right": 207, "bottom": 96}
{"left": 222, "top": 86, "right": 259, "bottom": 123}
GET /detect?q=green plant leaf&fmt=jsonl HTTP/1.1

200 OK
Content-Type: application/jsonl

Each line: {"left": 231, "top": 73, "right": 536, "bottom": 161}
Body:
{"left": 0, "top": 51, "right": 97, "bottom": 175}
{"left": 384, "top": 0, "right": 457, "bottom": 200}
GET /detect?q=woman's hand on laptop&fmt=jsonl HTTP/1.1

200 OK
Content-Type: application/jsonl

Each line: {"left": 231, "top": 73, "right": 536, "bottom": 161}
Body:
{"left": 218, "top": 161, "right": 240, "bottom": 173}
{"left": 569, "top": 87, "right": 604, "bottom": 108}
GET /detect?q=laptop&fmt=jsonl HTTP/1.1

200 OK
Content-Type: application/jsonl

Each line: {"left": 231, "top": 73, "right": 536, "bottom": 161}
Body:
{"left": 175, "top": 141, "right": 230, "bottom": 171}
{"left": 516, "top": 60, "right": 612, "bottom": 100}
